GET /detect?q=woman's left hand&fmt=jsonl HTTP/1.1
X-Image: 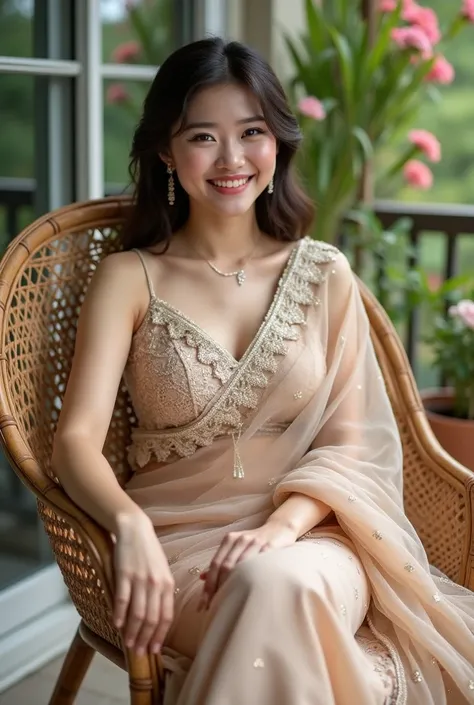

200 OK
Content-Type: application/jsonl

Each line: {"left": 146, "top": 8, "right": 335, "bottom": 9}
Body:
{"left": 198, "top": 522, "right": 298, "bottom": 611}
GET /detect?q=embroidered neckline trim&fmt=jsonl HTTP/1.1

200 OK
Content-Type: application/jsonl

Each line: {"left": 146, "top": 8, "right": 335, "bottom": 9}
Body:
{"left": 128, "top": 238, "right": 339, "bottom": 468}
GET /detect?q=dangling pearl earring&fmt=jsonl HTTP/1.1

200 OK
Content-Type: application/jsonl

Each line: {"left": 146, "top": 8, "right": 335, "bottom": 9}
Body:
{"left": 167, "top": 165, "right": 175, "bottom": 206}
{"left": 267, "top": 175, "right": 274, "bottom": 194}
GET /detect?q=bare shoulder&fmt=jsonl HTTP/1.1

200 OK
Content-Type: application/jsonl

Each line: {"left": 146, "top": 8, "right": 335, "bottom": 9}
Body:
{"left": 82, "top": 250, "right": 150, "bottom": 328}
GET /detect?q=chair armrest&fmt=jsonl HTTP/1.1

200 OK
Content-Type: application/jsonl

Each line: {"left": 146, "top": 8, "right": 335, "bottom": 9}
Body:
{"left": 0, "top": 428, "right": 123, "bottom": 649}
{"left": 364, "top": 291, "right": 474, "bottom": 588}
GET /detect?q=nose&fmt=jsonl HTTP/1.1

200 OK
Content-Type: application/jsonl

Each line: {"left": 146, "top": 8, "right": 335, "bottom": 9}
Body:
{"left": 216, "top": 138, "right": 245, "bottom": 171}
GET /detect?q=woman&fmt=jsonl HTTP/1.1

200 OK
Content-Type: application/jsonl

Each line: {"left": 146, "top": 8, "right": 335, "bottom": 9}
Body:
{"left": 52, "top": 37, "right": 474, "bottom": 704}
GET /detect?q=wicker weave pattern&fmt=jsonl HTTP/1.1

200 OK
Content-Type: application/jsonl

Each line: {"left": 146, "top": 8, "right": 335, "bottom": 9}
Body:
{"left": 0, "top": 196, "right": 472, "bottom": 670}
{"left": 0, "top": 206, "right": 135, "bottom": 651}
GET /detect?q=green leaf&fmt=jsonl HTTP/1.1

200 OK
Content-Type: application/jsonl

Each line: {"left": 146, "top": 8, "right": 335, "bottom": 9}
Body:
{"left": 352, "top": 126, "right": 373, "bottom": 162}
{"left": 305, "top": 0, "right": 327, "bottom": 52}
{"left": 328, "top": 27, "right": 354, "bottom": 116}
{"left": 367, "top": 1, "right": 403, "bottom": 76}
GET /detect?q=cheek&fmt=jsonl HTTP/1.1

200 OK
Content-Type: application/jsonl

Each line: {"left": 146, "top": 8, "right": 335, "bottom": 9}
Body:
{"left": 176, "top": 149, "right": 212, "bottom": 182}
{"left": 247, "top": 140, "right": 277, "bottom": 170}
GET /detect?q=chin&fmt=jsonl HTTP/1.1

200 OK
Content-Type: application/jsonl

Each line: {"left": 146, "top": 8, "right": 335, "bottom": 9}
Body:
{"left": 212, "top": 201, "right": 256, "bottom": 218}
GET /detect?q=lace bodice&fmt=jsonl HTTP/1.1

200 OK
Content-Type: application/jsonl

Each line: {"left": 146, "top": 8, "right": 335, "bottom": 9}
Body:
{"left": 123, "top": 238, "right": 339, "bottom": 469}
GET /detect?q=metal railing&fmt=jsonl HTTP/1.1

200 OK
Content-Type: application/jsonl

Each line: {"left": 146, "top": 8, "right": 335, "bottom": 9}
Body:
{"left": 375, "top": 199, "right": 474, "bottom": 370}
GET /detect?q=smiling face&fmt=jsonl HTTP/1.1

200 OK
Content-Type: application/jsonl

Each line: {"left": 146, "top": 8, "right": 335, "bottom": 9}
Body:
{"left": 164, "top": 82, "right": 277, "bottom": 219}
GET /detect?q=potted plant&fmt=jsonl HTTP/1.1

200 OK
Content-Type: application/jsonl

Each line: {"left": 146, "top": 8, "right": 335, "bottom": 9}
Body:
{"left": 420, "top": 287, "right": 474, "bottom": 470}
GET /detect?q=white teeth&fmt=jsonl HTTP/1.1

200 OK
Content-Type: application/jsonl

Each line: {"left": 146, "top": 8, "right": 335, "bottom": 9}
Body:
{"left": 211, "top": 177, "right": 250, "bottom": 188}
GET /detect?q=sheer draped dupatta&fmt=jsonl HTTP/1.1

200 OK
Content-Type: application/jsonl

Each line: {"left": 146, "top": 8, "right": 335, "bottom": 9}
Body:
{"left": 125, "top": 240, "right": 474, "bottom": 703}
{"left": 273, "top": 253, "right": 474, "bottom": 703}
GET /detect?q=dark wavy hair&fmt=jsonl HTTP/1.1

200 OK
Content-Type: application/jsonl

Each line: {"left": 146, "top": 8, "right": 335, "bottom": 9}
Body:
{"left": 120, "top": 37, "right": 314, "bottom": 250}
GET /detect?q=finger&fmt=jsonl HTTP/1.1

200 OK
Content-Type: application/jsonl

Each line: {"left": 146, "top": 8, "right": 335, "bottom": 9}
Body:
{"left": 233, "top": 541, "right": 265, "bottom": 569}
{"left": 214, "top": 541, "right": 250, "bottom": 589}
{"left": 206, "top": 538, "right": 250, "bottom": 604}
{"left": 114, "top": 573, "right": 132, "bottom": 628}
{"left": 134, "top": 580, "right": 159, "bottom": 654}
{"left": 204, "top": 539, "right": 233, "bottom": 600}
{"left": 152, "top": 584, "right": 174, "bottom": 651}
{"left": 123, "top": 579, "right": 146, "bottom": 649}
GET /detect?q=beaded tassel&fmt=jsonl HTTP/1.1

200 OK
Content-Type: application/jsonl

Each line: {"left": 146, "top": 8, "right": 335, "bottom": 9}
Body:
{"left": 232, "top": 424, "right": 244, "bottom": 479}
{"left": 167, "top": 165, "right": 175, "bottom": 206}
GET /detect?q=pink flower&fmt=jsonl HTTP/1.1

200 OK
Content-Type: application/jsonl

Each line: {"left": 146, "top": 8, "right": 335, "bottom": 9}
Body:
{"left": 461, "top": 0, "right": 474, "bottom": 22}
{"left": 425, "top": 55, "right": 455, "bottom": 84}
{"left": 379, "top": 0, "right": 397, "bottom": 11}
{"left": 391, "top": 26, "right": 433, "bottom": 59}
{"left": 403, "top": 160, "right": 433, "bottom": 189}
{"left": 298, "top": 96, "right": 326, "bottom": 121}
{"left": 402, "top": 5, "right": 441, "bottom": 45}
{"left": 408, "top": 129, "right": 441, "bottom": 162}
{"left": 449, "top": 300, "right": 474, "bottom": 329}
{"left": 112, "top": 41, "right": 141, "bottom": 64}
{"left": 106, "top": 84, "right": 130, "bottom": 104}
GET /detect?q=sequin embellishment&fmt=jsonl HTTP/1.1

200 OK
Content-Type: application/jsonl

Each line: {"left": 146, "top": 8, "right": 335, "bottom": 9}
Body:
{"left": 372, "top": 530, "right": 383, "bottom": 541}
{"left": 188, "top": 566, "right": 201, "bottom": 576}
{"left": 253, "top": 658, "right": 265, "bottom": 668}
{"left": 412, "top": 670, "right": 423, "bottom": 683}
{"left": 404, "top": 563, "right": 415, "bottom": 573}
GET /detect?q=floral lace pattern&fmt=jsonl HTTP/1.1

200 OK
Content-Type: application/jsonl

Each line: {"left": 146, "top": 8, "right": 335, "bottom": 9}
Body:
{"left": 125, "top": 238, "right": 339, "bottom": 468}
{"left": 355, "top": 633, "right": 400, "bottom": 704}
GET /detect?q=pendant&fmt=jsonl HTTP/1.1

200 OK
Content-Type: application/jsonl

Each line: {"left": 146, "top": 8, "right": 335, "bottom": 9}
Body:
{"left": 233, "top": 455, "right": 245, "bottom": 479}
{"left": 236, "top": 269, "right": 246, "bottom": 286}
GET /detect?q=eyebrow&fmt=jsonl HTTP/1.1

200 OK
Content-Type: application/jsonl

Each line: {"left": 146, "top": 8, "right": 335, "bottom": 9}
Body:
{"left": 182, "top": 115, "right": 266, "bottom": 132}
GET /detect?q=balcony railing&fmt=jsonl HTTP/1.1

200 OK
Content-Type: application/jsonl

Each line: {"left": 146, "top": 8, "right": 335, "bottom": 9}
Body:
{"left": 375, "top": 199, "right": 474, "bottom": 377}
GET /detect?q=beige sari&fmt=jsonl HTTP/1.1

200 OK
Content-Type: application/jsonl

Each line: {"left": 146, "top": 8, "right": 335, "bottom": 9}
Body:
{"left": 124, "top": 237, "right": 474, "bottom": 704}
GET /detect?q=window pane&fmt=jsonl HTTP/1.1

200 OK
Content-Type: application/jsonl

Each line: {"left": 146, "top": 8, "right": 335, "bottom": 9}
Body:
{"left": 0, "top": 72, "right": 73, "bottom": 589}
{"left": 102, "top": 0, "right": 176, "bottom": 66}
{"left": 104, "top": 78, "right": 151, "bottom": 188}
{"left": 0, "top": 0, "right": 72, "bottom": 60}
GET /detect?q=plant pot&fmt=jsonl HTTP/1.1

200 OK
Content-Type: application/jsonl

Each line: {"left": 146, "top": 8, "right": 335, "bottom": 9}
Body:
{"left": 421, "top": 388, "right": 474, "bottom": 472}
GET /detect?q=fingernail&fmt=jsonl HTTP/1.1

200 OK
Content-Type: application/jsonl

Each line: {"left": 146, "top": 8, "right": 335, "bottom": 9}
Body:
{"left": 136, "top": 647, "right": 145, "bottom": 656}
{"left": 126, "top": 640, "right": 134, "bottom": 648}
{"left": 152, "top": 643, "right": 161, "bottom": 653}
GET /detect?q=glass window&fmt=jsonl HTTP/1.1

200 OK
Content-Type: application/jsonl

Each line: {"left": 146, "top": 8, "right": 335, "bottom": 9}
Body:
{"left": 102, "top": 0, "right": 177, "bottom": 66}
{"left": 0, "top": 0, "right": 73, "bottom": 60}
{"left": 104, "top": 78, "right": 151, "bottom": 189}
{"left": 0, "top": 73, "right": 35, "bottom": 251}
{"left": 0, "top": 71, "right": 73, "bottom": 589}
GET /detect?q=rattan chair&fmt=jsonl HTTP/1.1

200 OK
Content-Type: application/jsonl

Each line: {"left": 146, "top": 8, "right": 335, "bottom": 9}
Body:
{"left": 0, "top": 196, "right": 472, "bottom": 705}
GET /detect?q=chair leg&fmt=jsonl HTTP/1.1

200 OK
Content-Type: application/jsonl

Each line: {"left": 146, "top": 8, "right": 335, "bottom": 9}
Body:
{"left": 128, "top": 652, "right": 161, "bottom": 705}
{"left": 48, "top": 626, "right": 95, "bottom": 705}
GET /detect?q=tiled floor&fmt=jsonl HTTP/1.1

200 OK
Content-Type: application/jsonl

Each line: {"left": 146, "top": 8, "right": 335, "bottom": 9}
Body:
{"left": 0, "top": 652, "right": 130, "bottom": 704}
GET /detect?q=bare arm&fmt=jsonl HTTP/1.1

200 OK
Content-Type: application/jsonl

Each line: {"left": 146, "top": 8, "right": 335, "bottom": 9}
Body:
{"left": 52, "top": 252, "right": 174, "bottom": 654}
{"left": 265, "top": 493, "right": 331, "bottom": 538}
{"left": 51, "top": 252, "right": 143, "bottom": 533}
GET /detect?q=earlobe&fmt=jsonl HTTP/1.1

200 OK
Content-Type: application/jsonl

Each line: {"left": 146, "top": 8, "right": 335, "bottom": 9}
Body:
{"left": 159, "top": 152, "right": 174, "bottom": 169}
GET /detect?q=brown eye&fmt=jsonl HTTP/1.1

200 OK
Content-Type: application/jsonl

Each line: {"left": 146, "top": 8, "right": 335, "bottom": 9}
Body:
{"left": 243, "top": 128, "right": 265, "bottom": 137}
{"left": 190, "top": 134, "right": 214, "bottom": 142}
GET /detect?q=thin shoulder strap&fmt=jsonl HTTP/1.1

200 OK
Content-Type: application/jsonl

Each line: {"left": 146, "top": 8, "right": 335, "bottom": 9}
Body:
{"left": 131, "top": 248, "right": 155, "bottom": 299}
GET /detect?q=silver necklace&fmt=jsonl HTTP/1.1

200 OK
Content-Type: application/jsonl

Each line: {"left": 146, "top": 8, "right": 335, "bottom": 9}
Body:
{"left": 187, "top": 238, "right": 260, "bottom": 286}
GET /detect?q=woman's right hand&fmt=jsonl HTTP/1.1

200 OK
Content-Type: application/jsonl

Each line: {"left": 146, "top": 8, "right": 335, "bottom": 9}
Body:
{"left": 113, "top": 510, "right": 175, "bottom": 655}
